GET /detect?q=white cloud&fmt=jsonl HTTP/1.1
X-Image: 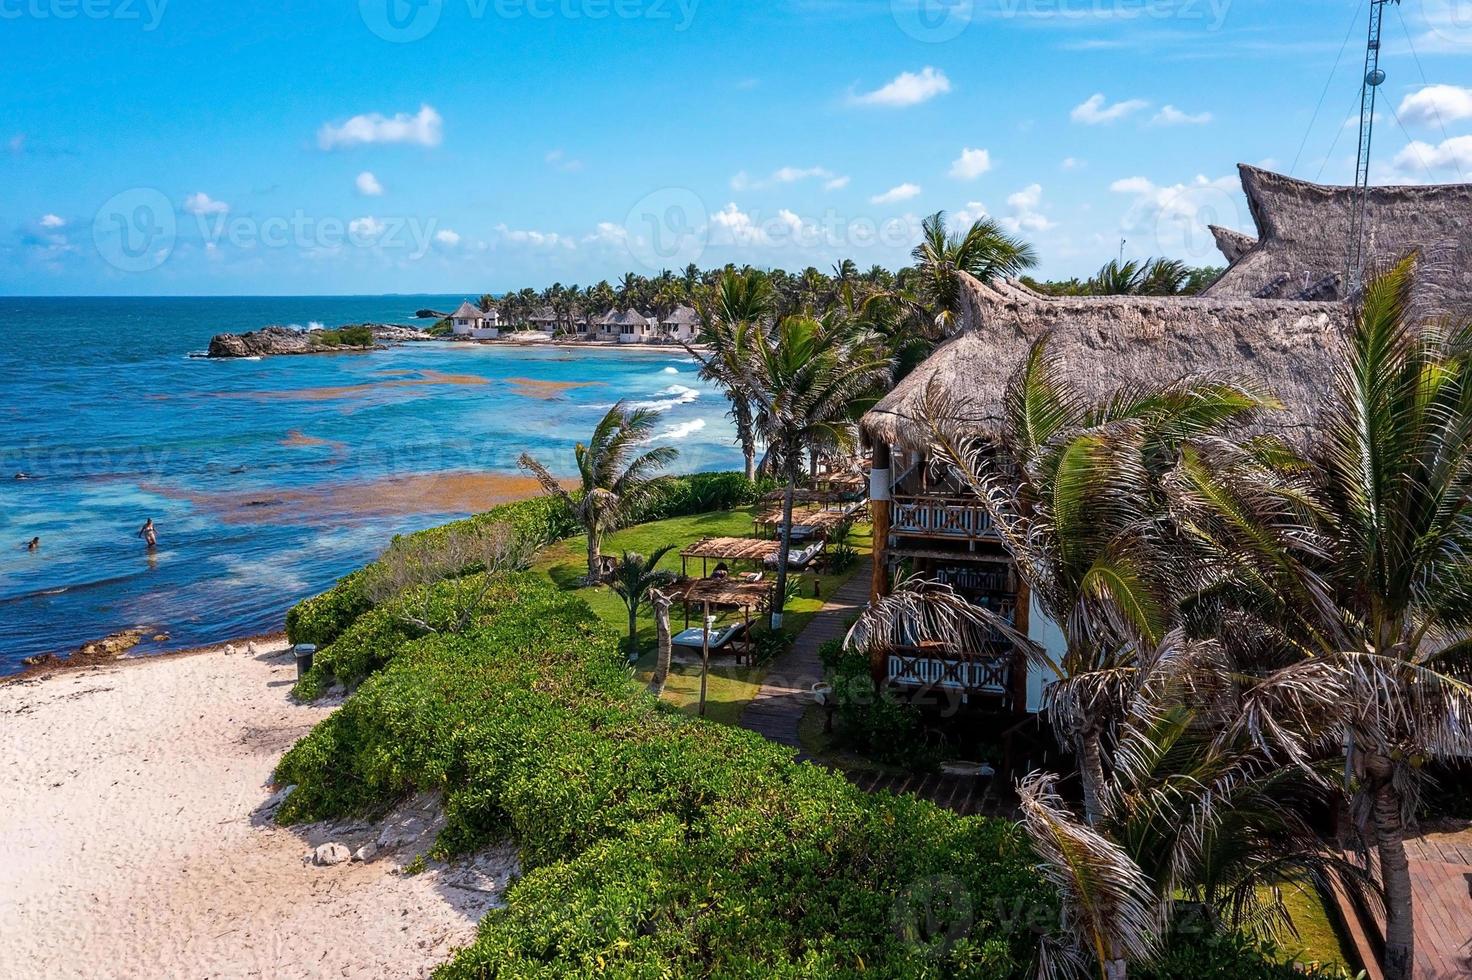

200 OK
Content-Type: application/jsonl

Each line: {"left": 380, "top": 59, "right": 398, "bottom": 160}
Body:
{"left": 183, "top": 192, "right": 229, "bottom": 216}
{"left": 39, "top": 214, "right": 65, "bottom": 228}
{"left": 1393, "top": 136, "right": 1472, "bottom": 175}
{"left": 1071, "top": 93, "right": 1149, "bottom": 125}
{"left": 949, "top": 147, "right": 993, "bottom": 180}
{"left": 545, "top": 148, "right": 584, "bottom": 173}
{"left": 710, "top": 203, "right": 767, "bottom": 245}
{"left": 1398, "top": 85, "right": 1472, "bottom": 126}
{"left": 1000, "top": 184, "right": 1054, "bottom": 233}
{"left": 317, "top": 104, "right": 443, "bottom": 150}
{"left": 731, "top": 165, "right": 848, "bottom": 191}
{"left": 950, "top": 201, "right": 991, "bottom": 227}
{"left": 1151, "top": 105, "right": 1213, "bottom": 126}
{"left": 1108, "top": 173, "right": 1245, "bottom": 262}
{"left": 582, "top": 222, "right": 628, "bottom": 246}
{"left": 496, "top": 223, "right": 574, "bottom": 249}
{"left": 870, "top": 182, "right": 922, "bottom": 205}
{"left": 355, "top": 171, "right": 384, "bottom": 196}
{"left": 1061, "top": 157, "right": 1084, "bottom": 170}
{"left": 851, "top": 67, "right": 951, "bottom": 108}
{"left": 434, "top": 229, "right": 461, "bottom": 247}
{"left": 348, "top": 216, "right": 385, "bottom": 242}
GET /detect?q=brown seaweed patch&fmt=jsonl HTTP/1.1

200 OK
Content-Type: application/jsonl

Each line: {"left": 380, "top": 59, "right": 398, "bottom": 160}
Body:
{"left": 505, "top": 377, "right": 602, "bottom": 400}
{"left": 145, "top": 471, "right": 556, "bottom": 525}
{"left": 212, "top": 369, "right": 489, "bottom": 403}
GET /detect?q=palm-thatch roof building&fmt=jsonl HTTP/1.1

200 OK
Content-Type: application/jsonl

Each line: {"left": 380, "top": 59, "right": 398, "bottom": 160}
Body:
{"left": 660, "top": 305, "right": 700, "bottom": 342}
{"left": 450, "top": 300, "right": 500, "bottom": 339}
{"left": 1201, "top": 165, "right": 1472, "bottom": 312}
{"left": 857, "top": 164, "right": 1472, "bottom": 718}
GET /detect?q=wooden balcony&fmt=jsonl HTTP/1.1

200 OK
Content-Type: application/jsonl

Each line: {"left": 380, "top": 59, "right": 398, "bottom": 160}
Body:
{"left": 891, "top": 495, "right": 998, "bottom": 541}
{"left": 885, "top": 644, "right": 1011, "bottom": 695}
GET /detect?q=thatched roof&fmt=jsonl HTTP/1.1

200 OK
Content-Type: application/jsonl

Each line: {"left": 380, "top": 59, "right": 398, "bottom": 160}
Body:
{"left": 662, "top": 305, "right": 699, "bottom": 326}
{"left": 1203, "top": 165, "right": 1472, "bottom": 313}
{"left": 529, "top": 306, "right": 556, "bottom": 322}
{"left": 861, "top": 274, "right": 1349, "bottom": 451}
{"left": 451, "top": 300, "right": 482, "bottom": 320}
{"left": 613, "top": 308, "right": 652, "bottom": 327}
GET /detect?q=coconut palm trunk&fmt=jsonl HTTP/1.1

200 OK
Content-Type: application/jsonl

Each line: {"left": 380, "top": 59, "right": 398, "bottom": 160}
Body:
{"left": 1076, "top": 727, "right": 1110, "bottom": 828}
{"left": 1367, "top": 751, "right": 1415, "bottom": 979}
{"left": 587, "top": 530, "right": 602, "bottom": 584}
{"left": 650, "top": 590, "right": 673, "bottom": 694}
{"left": 770, "top": 460, "right": 799, "bottom": 629}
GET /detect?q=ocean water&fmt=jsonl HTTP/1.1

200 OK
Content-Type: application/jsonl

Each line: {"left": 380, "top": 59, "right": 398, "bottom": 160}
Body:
{"left": 0, "top": 297, "right": 739, "bottom": 672}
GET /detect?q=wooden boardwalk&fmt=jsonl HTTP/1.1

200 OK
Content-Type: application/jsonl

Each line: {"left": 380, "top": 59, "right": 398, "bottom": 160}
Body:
{"left": 738, "top": 558, "right": 872, "bottom": 750}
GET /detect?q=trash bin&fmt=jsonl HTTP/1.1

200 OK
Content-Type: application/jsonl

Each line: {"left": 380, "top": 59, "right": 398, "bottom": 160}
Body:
{"left": 294, "top": 644, "right": 316, "bottom": 680}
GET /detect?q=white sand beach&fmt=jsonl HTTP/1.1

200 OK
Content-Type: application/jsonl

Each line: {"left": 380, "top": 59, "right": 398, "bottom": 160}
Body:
{"left": 0, "top": 640, "right": 514, "bottom": 979}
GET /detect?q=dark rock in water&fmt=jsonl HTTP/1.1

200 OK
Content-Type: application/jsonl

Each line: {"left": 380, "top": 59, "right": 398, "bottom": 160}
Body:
{"left": 207, "top": 323, "right": 431, "bottom": 358}
{"left": 22, "top": 653, "right": 54, "bottom": 667}
{"left": 415, "top": 309, "right": 449, "bottom": 319}
{"left": 76, "top": 627, "right": 150, "bottom": 659}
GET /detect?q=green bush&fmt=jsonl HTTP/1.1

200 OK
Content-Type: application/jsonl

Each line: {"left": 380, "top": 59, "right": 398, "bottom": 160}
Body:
{"left": 826, "top": 644, "right": 943, "bottom": 772}
{"left": 1139, "top": 926, "right": 1351, "bottom": 979}
{"left": 284, "top": 474, "right": 756, "bottom": 650}
{"left": 274, "top": 573, "right": 1052, "bottom": 977}
{"left": 316, "top": 325, "right": 376, "bottom": 347}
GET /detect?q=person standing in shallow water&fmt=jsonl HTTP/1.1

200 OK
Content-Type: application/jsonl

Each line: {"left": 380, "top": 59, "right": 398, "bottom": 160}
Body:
{"left": 137, "top": 519, "right": 157, "bottom": 550}
{"left": 25, "top": 537, "right": 39, "bottom": 551}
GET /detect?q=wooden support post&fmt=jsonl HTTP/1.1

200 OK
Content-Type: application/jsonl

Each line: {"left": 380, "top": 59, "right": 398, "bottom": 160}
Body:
{"left": 1011, "top": 576, "right": 1031, "bottom": 716}
{"left": 699, "top": 601, "right": 711, "bottom": 718}
{"left": 868, "top": 443, "right": 892, "bottom": 688}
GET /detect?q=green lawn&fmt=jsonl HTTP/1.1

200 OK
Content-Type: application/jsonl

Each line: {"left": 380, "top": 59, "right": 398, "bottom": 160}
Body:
{"left": 530, "top": 506, "right": 871, "bottom": 725}
{"left": 1267, "top": 883, "right": 1355, "bottom": 973}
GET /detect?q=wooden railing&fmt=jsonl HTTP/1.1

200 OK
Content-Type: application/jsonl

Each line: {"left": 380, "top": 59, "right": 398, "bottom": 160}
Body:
{"left": 886, "top": 646, "right": 1011, "bottom": 694}
{"left": 891, "top": 495, "right": 997, "bottom": 540}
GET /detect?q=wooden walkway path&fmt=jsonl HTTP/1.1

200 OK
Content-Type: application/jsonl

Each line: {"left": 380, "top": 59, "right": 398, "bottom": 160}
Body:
{"left": 738, "top": 559, "right": 871, "bottom": 751}
{"left": 737, "top": 560, "right": 1007, "bottom": 818}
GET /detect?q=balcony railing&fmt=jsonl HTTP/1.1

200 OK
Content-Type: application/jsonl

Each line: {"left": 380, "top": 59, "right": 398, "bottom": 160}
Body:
{"left": 886, "top": 646, "right": 1011, "bottom": 694}
{"left": 891, "top": 495, "right": 997, "bottom": 540}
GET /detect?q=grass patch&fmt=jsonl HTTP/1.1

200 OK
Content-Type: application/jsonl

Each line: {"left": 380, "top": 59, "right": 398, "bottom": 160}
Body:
{"left": 1267, "top": 883, "right": 1355, "bottom": 973}
{"left": 531, "top": 507, "right": 871, "bottom": 724}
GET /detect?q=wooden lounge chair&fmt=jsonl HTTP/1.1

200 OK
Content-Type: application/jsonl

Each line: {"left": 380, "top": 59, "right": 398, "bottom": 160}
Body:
{"left": 672, "top": 621, "right": 751, "bottom": 663}
{"left": 764, "top": 541, "right": 825, "bottom": 571}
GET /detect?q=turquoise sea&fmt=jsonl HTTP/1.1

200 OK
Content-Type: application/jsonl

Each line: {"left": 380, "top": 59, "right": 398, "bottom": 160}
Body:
{"left": 0, "top": 297, "right": 739, "bottom": 672}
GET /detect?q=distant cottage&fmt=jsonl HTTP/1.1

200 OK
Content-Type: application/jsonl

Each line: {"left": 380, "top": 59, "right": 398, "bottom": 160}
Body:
{"left": 450, "top": 300, "right": 501, "bottom": 340}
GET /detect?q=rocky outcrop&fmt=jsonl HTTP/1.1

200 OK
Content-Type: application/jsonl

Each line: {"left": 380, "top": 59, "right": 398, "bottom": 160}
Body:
{"left": 206, "top": 324, "right": 432, "bottom": 359}
{"left": 21, "top": 627, "right": 151, "bottom": 668}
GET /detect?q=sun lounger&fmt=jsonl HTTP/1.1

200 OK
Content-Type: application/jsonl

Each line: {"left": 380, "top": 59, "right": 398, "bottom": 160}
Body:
{"left": 764, "top": 541, "right": 824, "bottom": 570}
{"left": 672, "top": 621, "right": 750, "bottom": 659}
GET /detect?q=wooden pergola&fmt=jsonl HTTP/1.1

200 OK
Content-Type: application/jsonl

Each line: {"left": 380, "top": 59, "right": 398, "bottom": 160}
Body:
{"left": 679, "top": 536, "right": 778, "bottom": 577}
{"left": 752, "top": 505, "right": 857, "bottom": 540}
{"left": 670, "top": 577, "right": 774, "bottom": 628}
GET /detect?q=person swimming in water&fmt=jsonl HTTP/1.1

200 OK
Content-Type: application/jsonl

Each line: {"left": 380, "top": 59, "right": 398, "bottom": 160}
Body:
{"left": 137, "top": 519, "right": 157, "bottom": 550}
{"left": 25, "top": 537, "right": 39, "bottom": 551}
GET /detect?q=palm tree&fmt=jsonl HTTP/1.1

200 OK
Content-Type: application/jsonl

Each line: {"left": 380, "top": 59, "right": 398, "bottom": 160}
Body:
{"left": 910, "top": 211, "right": 1038, "bottom": 335}
{"left": 685, "top": 268, "right": 773, "bottom": 481}
{"left": 649, "top": 588, "right": 674, "bottom": 695}
{"left": 519, "top": 403, "right": 678, "bottom": 584}
{"left": 609, "top": 545, "right": 677, "bottom": 659}
{"left": 921, "top": 337, "right": 1276, "bottom": 824}
{"left": 1308, "top": 258, "right": 1472, "bottom": 979}
{"left": 744, "top": 313, "right": 891, "bottom": 627}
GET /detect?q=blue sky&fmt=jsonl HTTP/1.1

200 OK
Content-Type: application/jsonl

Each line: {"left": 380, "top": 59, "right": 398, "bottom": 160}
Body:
{"left": 3, "top": 0, "right": 1471, "bottom": 295}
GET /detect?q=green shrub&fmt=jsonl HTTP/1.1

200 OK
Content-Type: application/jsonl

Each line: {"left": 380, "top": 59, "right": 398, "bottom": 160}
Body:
{"left": 826, "top": 645, "right": 943, "bottom": 772}
{"left": 315, "top": 325, "right": 376, "bottom": 347}
{"left": 274, "top": 573, "right": 1051, "bottom": 977}
{"left": 1138, "top": 926, "right": 1352, "bottom": 979}
{"left": 284, "top": 474, "right": 755, "bottom": 651}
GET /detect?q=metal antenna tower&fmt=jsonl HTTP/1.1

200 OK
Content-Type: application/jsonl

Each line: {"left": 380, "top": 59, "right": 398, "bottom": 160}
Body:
{"left": 1347, "top": 0, "right": 1401, "bottom": 293}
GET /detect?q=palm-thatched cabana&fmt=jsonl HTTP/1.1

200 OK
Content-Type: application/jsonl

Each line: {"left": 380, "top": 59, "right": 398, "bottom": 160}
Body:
{"left": 1201, "top": 164, "right": 1472, "bottom": 311}
{"left": 861, "top": 275, "right": 1350, "bottom": 453}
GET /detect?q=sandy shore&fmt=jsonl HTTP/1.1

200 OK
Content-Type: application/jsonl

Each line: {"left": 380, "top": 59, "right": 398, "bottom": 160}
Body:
{"left": 0, "top": 640, "right": 514, "bottom": 979}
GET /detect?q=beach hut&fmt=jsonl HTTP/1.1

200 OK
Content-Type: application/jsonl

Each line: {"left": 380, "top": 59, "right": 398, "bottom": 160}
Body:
{"left": 450, "top": 300, "right": 500, "bottom": 340}
{"left": 660, "top": 305, "right": 700, "bottom": 343}
{"left": 594, "top": 309, "right": 622, "bottom": 341}
{"left": 529, "top": 306, "right": 558, "bottom": 335}
{"left": 615, "top": 308, "right": 657, "bottom": 344}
